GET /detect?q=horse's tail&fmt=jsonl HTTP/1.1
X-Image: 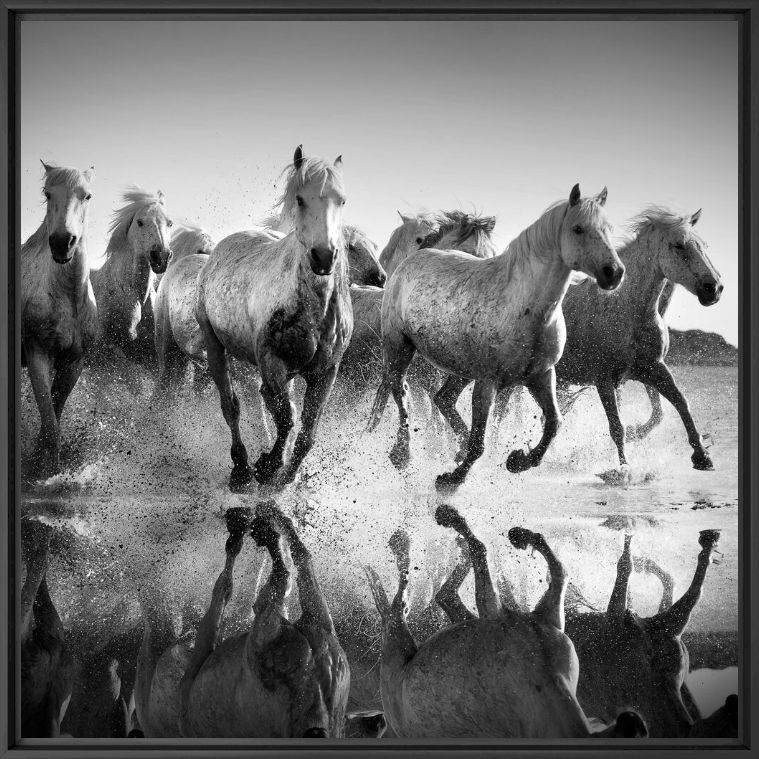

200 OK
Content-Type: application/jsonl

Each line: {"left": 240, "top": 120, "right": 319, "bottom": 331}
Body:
{"left": 367, "top": 378, "right": 392, "bottom": 432}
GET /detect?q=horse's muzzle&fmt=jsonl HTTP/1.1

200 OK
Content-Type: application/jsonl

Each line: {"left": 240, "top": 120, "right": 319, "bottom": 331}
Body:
{"left": 49, "top": 233, "right": 77, "bottom": 264}
{"left": 150, "top": 247, "right": 172, "bottom": 274}
{"left": 596, "top": 262, "right": 625, "bottom": 291}
{"left": 309, "top": 246, "right": 336, "bottom": 276}
{"left": 697, "top": 280, "right": 723, "bottom": 306}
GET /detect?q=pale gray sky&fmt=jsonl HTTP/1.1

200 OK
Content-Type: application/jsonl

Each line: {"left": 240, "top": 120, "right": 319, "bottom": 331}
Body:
{"left": 20, "top": 17, "right": 738, "bottom": 343}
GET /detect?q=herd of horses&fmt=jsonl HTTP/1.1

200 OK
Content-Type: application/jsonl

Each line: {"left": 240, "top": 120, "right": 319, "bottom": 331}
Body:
{"left": 19, "top": 147, "right": 733, "bottom": 740}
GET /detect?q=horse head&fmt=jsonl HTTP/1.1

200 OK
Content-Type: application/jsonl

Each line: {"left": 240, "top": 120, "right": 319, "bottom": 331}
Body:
{"left": 378, "top": 212, "right": 438, "bottom": 279}
{"left": 123, "top": 189, "right": 173, "bottom": 274}
{"left": 640, "top": 207, "right": 723, "bottom": 306}
{"left": 286, "top": 145, "right": 346, "bottom": 276}
{"left": 560, "top": 184, "right": 624, "bottom": 291}
{"left": 344, "top": 224, "right": 386, "bottom": 287}
{"left": 41, "top": 161, "right": 94, "bottom": 264}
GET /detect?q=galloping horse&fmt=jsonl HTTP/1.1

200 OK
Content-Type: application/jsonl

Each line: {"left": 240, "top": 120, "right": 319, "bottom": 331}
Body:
{"left": 134, "top": 501, "right": 350, "bottom": 738}
{"left": 557, "top": 207, "right": 722, "bottom": 470}
{"left": 340, "top": 211, "right": 497, "bottom": 395}
{"left": 91, "top": 188, "right": 173, "bottom": 363}
{"left": 368, "top": 185, "right": 624, "bottom": 490}
{"left": 21, "top": 519, "right": 74, "bottom": 737}
{"left": 21, "top": 162, "right": 97, "bottom": 477}
{"left": 155, "top": 223, "right": 382, "bottom": 397}
{"left": 196, "top": 146, "right": 352, "bottom": 490}
{"left": 364, "top": 505, "right": 648, "bottom": 738}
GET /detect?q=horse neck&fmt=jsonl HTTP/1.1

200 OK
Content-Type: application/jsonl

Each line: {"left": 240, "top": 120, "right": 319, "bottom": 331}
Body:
{"left": 106, "top": 236, "right": 154, "bottom": 305}
{"left": 497, "top": 211, "right": 573, "bottom": 320}
{"left": 618, "top": 231, "right": 668, "bottom": 323}
{"left": 35, "top": 221, "right": 91, "bottom": 302}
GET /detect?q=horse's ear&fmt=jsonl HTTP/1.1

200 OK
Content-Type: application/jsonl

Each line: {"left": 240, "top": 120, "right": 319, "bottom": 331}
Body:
{"left": 84, "top": 166, "right": 95, "bottom": 182}
{"left": 334, "top": 155, "right": 343, "bottom": 169}
{"left": 397, "top": 210, "right": 411, "bottom": 223}
{"left": 569, "top": 183, "right": 581, "bottom": 207}
{"left": 293, "top": 144, "right": 304, "bottom": 169}
{"left": 596, "top": 186, "right": 608, "bottom": 206}
{"left": 483, "top": 215, "right": 497, "bottom": 234}
{"left": 690, "top": 208, "right": 702, "bottom": 226}
{"left": 40, "top": 159, "right": 53, "bottom": 173}
{"left": 157, "top": 189, "right": 165, "bottom": 204}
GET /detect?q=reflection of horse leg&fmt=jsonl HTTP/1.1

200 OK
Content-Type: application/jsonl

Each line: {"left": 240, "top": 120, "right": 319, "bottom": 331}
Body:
{"left": 506, "top": 368, "right": 561, "bottom": 473}
{"left": 279, "top": 365, "right": 338, "bottom": 485}
{"left": 607, "top": 534, "right": 633, "bottom": 621}
{"left": 21, "top": 521, "right": 52, "bottom": 643}
{"left": 254, "top": 358, "right": 294, "bottom": 484}
{"left": 434, "top": 536, "right": 475, "bottom": 624}
{"left": 435, "top": 504, "right": 501, "bottom": 618}
{"left": 26, "top": 348, "right": 59, "bottom": 476}
{"left": 259, "top": 501, "right": 334, "bottom": 631}
{"left": 596, "top": 379, "right": 628, "bottom": 466}
{"left": 436, "top": 380, "right": 497, "bottom": 489}
{"left": 633, "top": 556, "right": 675, "bottom": 613}
{"left": 178, "top": 513, "right": 246, "bottom": 735}
{"left": 433, "top": 375, "right": 471, "bottom": 459}
{"left": 509, "top": 527, "right": 567, "bottom": 631}
{"left": 198, "top": 313, "right": 251, "bottom": 491}
{"left": 635, "top": 361, "right": 712, "bottom": 470}
{"left": 626, "top": 385, "right": 663, "bottom": 441}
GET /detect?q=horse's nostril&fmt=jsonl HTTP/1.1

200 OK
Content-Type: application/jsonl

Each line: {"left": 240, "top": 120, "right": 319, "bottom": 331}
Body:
{"left": 602, "top": 265, "right": 615, "bottom": 281}
{"left": 68, "top": 235, "right": 77, "bottom": 249}
{"left": 703, "top": 282, "right": 716, "bottom": 294}
{"left": 303, "top": 727, "right": 328, "bottom": 738}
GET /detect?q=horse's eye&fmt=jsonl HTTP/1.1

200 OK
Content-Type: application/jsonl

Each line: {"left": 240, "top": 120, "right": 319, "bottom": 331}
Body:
{"left": 296, "top": 196, "right": 305, "bottom": 208}
{"left": 167, "top": 220, "right": 173, "bottom": 228}
{"left": 674, "top": 242, "right": 687, "bottom": 254}
{"left": 137, "top": 220, "right": 144, "bottom": 227}
{"left": 415, "top": 237, "right": 423, "bottom": 244}
{"left": 572, "top": 225, "right": 584, "bottom": 235}
{"left": 85, "top": 193, "right": 92, "bottom": 201}
{"left": 348, "top": 244, "right": 356, "bottom": 252}
{"left": 44, "top": 191, "right": 51, "bottom": 199}
{"left": 341, "top": 199, "right": 346, "bottom": 206}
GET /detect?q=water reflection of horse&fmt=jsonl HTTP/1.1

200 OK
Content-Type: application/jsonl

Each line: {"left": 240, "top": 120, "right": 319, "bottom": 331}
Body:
{"left": 369, "top": 185, "right": 624, "bottom": 490}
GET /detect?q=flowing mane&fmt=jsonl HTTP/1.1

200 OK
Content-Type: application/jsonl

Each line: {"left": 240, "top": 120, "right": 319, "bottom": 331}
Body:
{"left": 267, "top": 156, "right": 345, "bottom": 232}
{"left": 106, "top": 186, "right": 166, "bottom": 253}
{"left": 170, "top": 223, "right": 215, "bottom": 261}
{"left": 616, "top": 206, "right": 700, "bottom": 259}
{"left": 379, "top": 211, "right": 437, "bottom": 262}
{"left": 43, "top": 164, "right": 90, "bottom": 190}
{"left": 422, "top": 210, "right": 497, "bottom": 258}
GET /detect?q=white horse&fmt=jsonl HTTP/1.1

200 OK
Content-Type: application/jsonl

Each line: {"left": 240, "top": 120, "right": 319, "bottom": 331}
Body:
{"left": 91, "top": 188, "right": 173, "bottom": 363}
{"left": 196, "top": 146, "right": 352, "bottom": 490}
{"left": 21, "top": 162, "right": 97, "bottom": 477}
{"left": 368, "top": 185, "right": 625, "bottom": 490}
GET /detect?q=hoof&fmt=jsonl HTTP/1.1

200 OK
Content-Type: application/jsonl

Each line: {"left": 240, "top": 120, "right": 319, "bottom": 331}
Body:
{"left": 692, "top": 450, "right": 714, "bottom": 471}
{"left": 698, "top": 528, "right": 721, "bottom": 550}
{"left": 508, "top": 526, "right": 536, "bottom": 551}
{"left": 229, "top": 465, "right": 254, "bottom": 493}
{"left": 506, "top": 448, "right": 532, "bottom": 473}
{"left": 253, "top": 452, "right": 281, "bottom": 483}
{"left": 388, "top": 529, "right": 411, "bottom": 561}
{"left": 435, "top": 470, "right": 465, "bottom": 491}
{"left": 389, "top": 442, "right": 410, "bottom": 470}
{"left": 225, "top": 506, "right": 254, "bottom": 535}
{"left": 434, "top": 503, "right": 465, "bottom": 530}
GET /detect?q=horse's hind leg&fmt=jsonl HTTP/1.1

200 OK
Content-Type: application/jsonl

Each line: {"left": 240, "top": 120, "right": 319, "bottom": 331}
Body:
{"left": 633, "top": 555, "right": 675, "bottom": 613}
{"left": 606, "top": 534, "right": 634, "bottom": 621}
{"left": 436, "top": 379, "right": 497, "bottom": 490}
{"left": 626, "top": 384, "right": 663, "bottom": 441}
{"left": 508, "top": 527, "right": 567, "bottom": 632}
{"left": 435, "top": 504, "right": 501, "bottom": 618}
{"left": 258, "top": 501, "right": 334, "bottom": 631}
{"left": 178, "top": 508, "right": 247, "bottom": 734}
{"left": 433, "top": 375, "right": 472, "bottom": 458}
{"left": 596, "top": 379, "right": 628, "bottom": 466}
{"left": 634, "top": 361, "right": 712, "bottom": 470}
{"left": 506, "top": 368, "right": 561, "bottom": 473}
{"left": 434, "top": 535, "right": 475, "bottom": 623}
{"left": 279, "top": 365, "right": 338, "bottom": 485}
{"left": 196, "top": 310, "right": 252, "bottom": 491}
{"left": 25, "top": 348, "right": 59, "bottom": 476}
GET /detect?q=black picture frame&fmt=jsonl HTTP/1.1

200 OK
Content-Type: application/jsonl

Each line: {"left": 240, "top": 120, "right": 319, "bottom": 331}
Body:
{"left": 2, "top": 2, "right": 756, "bottom": 757}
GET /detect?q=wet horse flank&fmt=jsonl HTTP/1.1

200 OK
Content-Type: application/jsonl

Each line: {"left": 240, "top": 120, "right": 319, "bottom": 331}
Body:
{"left": 21, "top": 162, "right": 96, "bottom": 477}
{"left": 91, "top": 187, "right": 173, "bottom": 363}
{"left": 21, "top": 520, "right": 75, "bottom": 737}
{"left": 557, "top": 207, "right": 722, "bottom": 470}
{"left": 364, "top": 504, "right": 647, "bottom": 739}
{"left": 368, "top": 185, "right": 624, "bottom": 490}
{"left": 195, "top": 146, "right": 352, "bottom": 490}
{"left": 134, "top": 502, "right": 350, "bottom": 738}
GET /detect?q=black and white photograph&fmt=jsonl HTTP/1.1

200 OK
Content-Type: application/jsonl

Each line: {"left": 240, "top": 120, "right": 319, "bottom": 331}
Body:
{"left": 5, "top": 3, "right": 753, "bottom": 751}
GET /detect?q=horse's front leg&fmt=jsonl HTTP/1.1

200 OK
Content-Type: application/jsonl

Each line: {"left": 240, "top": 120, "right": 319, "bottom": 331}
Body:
{"left": 435, "top": 379, "right": 497, "bottom": 490}
{"left": 433, "top": 375, "right": 472, "bottom": 460}
{"left": 434, "top": 535, "right": 475, "bottom": 624}
{"left": 278, "top": 365, "right": 338, "bottom": 486}
{"left": 596, "top": 379, "right": 628, "bottom": 466}
{"left": 635, "top": 361, "right": 712, "bottom": 470}
{"left": 256, "top": 360, "right": 295, "bottom": 484}
{"left": 25, "top": 348, "right": 59, "bottom": 477}
{"left": 506, "top": 368, "right": 561, "bottom": 473}
{"left": 178, "top": 509, "right": 246, "bottom": 736}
